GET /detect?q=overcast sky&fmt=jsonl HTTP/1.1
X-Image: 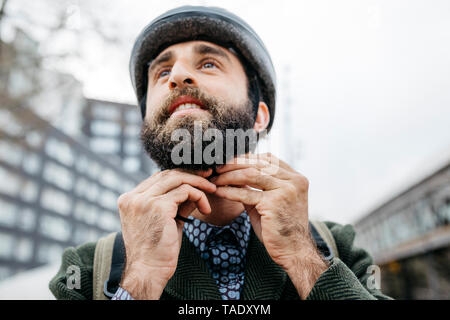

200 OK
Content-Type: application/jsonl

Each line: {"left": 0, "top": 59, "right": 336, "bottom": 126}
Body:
{"left": 5, "top": 0, "right": 450, "bottom": 224}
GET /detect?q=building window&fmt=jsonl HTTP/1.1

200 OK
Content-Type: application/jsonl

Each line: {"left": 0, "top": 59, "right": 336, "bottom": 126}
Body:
{"left": 100, "top": 190, "right": 118, "bottom": 211}
{"left": 37, "top": 242, "right": 64, "bottom": 264}
{"left": 75, "top": 177, "right": 88, "bottom": 197}
{"left": 73, "top": 226, "right": 88, "bottom": 244}
{"left": 436, "top": 200, "right": 450, "bottom": 226}
{"left": 20, "top": 179, "right": 39, "bottom": 203}
{"left": 0, "top": 167, "right": 23, "bottom": 198}
{"left": 25, "top": 131, "right": 44, "bottom": 149}
{"left": 87, "top": 161, "right": 101, "bottom": 180}
{"left": 90, "top": 121, "right": 121, "bottom": 136}
{"left": 39, "top": 215, "right": 71, "bottom": 242}
{"left": 43, "top": 161, "right": 74, "bottom": 191}
{"left": 99, "top": 169, "right": 119, "bottom": 191}
{"left": 125, "top": 110, "right": 140, "bottom": 124}
{"left": 74, "top": 200, "right": 98, "bottom": 225}
{"left": 98, "top": 211, "right": 120, "bottom": 231}
{"left": 40, "top": 187, "right": 72, "bottom": 216}
{"left": 0, "top": 109, "right": 23, "bottom": 136}
{"left": 16, "top": 207, "right": 36, "bottom": 232}
{"left": 75, "top": 155, "right": 89, "bottom": 174}
{"left": 92, "top": 105, "right": 120, "bottom": 121}
{"left": 124, "top": 139, "right": 141, "bottom": 155}
{"left": 90, "top": 137, "right": 120, "bottom": 154}
{"left": 75, "top": 177, "right": 100, "bottom": 202}
{"left": 0, "top": 232, "right": 14, "bottom": 259}
{"left": 73, "top": 226, "right": 99, "bottom": 244}
{"left": 22, "top": 152, "right": 42, "bottom": 175}
{"left": 125, "top": 125, "right": 141, "bottom": 137}
{"left": 15, "top": 236, "right": 33, "bottom": 262}
{"left": 85, "top": 182, "right": 100, "bottom": 203}
{"left": 415, "top": 199, "right": 436, "bottom": 234}
{"left": 45, "top": 138, "right": 74, "bottom": 167}
{"left": 0, "top": 140, "right": 23, "bottom": 166}
{"left": 123, "top": 157, "right": 140, "bottom": 172}
{"left": 0, "top": 199, "right": 17, "bottom": 227}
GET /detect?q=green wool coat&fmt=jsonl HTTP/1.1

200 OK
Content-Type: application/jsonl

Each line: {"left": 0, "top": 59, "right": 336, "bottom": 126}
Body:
{"left": 48, "top": 221, "right": 393, "bottom": 300}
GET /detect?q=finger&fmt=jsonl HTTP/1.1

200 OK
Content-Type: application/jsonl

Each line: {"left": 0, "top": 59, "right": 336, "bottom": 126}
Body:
{"left": 216, "top": 161, "right": 292, "bottom": 181}
{"left": 246, "top": 204, "right": 263, "bottom": 243}
{"left": 222, "top": 153, "right": 294, "bottom": 174}
{"left": 175, "top": 201, "right": 197, "bottom": 227}
{"left": 178, "top": 168, "right": 213, "bottom": 178}
{"left": 133, "top": 171, "right": 160, "bottom": 193}
{"left": 177, "top": 201, "right": 197, "bottom": 219}
{"left": 211, "top": 168, "right": 283, "bottom": 190}
{"left": 214, "top": 186, "right": 262, "bottom": 206}
{"left": 215, "top": 157, "right": 272, "bottom": 173}
{"left": 257, "top": 153, "right": 295, "bottom": 173}
{"left": 163, "top": 184, "right": 212, "bottom": 215}
{"left": 139, "top": 170, "right": 217, "bottom": 196}
{"left": 169, "top": 167, "right": 214, "bottom": 179}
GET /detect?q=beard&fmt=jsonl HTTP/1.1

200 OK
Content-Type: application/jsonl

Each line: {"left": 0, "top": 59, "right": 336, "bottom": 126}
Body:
{"left": 140, "top": 87, "right": 256, "bottom": 171}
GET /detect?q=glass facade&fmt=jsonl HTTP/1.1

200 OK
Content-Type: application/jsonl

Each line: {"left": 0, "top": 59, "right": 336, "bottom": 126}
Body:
{"left": 354, "top": 164, "right": 450, "bottom": 299}
{"left": 83, "top": 99, "right": 157, "bottom": 175}
{"left": 0, "top": 105, "right": 144, "bottom": 281}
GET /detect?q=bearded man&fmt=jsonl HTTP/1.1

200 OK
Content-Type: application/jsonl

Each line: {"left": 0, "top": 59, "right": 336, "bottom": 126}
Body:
{"left": 49, "top": 6, "right": 392, "bottom": 301}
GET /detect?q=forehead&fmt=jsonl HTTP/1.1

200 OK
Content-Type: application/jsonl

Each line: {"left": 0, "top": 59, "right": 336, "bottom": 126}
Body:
{"left": 152, "top": 40, "right": 237, "bottom": 65}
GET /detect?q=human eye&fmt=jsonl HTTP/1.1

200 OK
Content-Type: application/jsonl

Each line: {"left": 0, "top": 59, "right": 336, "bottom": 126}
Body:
{"left": 200, "top": 59, "right": 218, "bottom": 69}
{"left": 158, "top": 68, "right": 171, "bottom": 78}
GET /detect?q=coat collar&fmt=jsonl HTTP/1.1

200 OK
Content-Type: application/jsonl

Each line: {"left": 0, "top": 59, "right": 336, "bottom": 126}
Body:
{"left": 105, "top": 222, "right": 333, "bottom": 300}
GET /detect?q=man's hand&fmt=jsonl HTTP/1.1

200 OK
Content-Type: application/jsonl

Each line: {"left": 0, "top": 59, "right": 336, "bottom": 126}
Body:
{"left": 211, "top": 153, "right": 328, "bottom": 299}
{"left": 117, "top": 168, "right": 216, "bottom": 299}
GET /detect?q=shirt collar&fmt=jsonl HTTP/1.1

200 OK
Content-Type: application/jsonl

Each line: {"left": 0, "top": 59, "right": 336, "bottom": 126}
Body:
{"left": 183, "top": 211, "right": 251, "bottom": 252}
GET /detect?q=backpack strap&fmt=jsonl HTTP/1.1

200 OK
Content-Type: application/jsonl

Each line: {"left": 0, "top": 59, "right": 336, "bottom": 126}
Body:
{"left": 310, "top": 220, "right": 339, "bottom": 260}
{"left": 93, "top": 232, "right": 117, "bottom": 300}
{"left": 92, "top": 222, "right": 338, "bottom": 300}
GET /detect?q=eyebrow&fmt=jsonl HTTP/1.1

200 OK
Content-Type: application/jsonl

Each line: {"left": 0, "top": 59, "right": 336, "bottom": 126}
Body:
{"left": 193, "top": 44, "right": 231, "bottom": 62}
{"left": 147, "top": 43, "right": 232, "bottom": 76}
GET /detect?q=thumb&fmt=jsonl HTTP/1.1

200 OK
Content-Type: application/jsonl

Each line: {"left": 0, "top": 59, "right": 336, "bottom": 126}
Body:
{"left": 176, "top": 201, "right": 196, "bottom": 244}
{"left": 245, "top": 204, "right": 262, "bottom": 243}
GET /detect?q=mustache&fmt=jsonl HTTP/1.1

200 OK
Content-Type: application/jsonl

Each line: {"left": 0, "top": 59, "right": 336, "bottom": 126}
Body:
{"left": 154, "top": 87, "right": 221, "bottom": 124}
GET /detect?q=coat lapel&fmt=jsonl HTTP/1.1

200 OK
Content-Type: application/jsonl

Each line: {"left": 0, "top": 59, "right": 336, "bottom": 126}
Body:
{"left": 108, "top": 221, "right": 329, "bottom": 300}
{"left": 241, "top": 229, "right": 290, "bottom": 300}
{"left": 162, "top": 233, "right": 221, "bottom": 300}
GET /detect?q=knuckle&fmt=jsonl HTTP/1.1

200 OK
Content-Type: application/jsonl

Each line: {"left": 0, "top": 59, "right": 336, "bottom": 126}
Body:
{"left": 150, "top": 171, "right": 160, "bottom": 178}
{"left": 150, "top": 198, "right": 165, "bottom": 213}
{"left": 159, "top": 169, "right": 171, "bottom": 178}
{"left": 242, "top": 191, "right": 253, "bottom": 204}
{"left": 246, "top": 167, "right": 259, "bottom": 178}
{"left": 167, "top": 169, "right": 179, "bottom": 177}
{"left": 254, "top": 172, "right": 267, "bottom": 185}
{"left": 179, "top": 183, "right": 191, "bottom": 193}
{"left": 284, "top": 184, "right": 298, "bottom": 198}
{"left": 145, "top": 197, "right": 157, "bottom": 212}
{"left": 117, "top": 193, "right": 130, "bottom": 211}
{"left": 295, "top": 175, "right": 309, "bottom": 192}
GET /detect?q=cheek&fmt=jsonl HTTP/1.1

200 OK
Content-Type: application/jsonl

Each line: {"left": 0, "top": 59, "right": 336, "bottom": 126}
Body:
{"left": 145, "top": 89, "right": 165, "bottom": 119}
{"left": 206, "top": 78, "right": 248, "bottom": 106}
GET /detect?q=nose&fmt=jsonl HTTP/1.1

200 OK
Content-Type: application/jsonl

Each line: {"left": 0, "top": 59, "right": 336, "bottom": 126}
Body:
{"left": 168, "top": 61, "right": 196, "bottom": 90}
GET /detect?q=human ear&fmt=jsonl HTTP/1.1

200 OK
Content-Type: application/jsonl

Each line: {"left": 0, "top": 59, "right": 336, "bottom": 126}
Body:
{"left": 253, "top": 101, "right": 270, "bottom": 133}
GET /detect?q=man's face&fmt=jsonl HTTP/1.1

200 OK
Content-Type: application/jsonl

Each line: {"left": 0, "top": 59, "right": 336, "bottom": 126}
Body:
{"left": 140, "top": 40, "right": 256, "bottom": 171}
